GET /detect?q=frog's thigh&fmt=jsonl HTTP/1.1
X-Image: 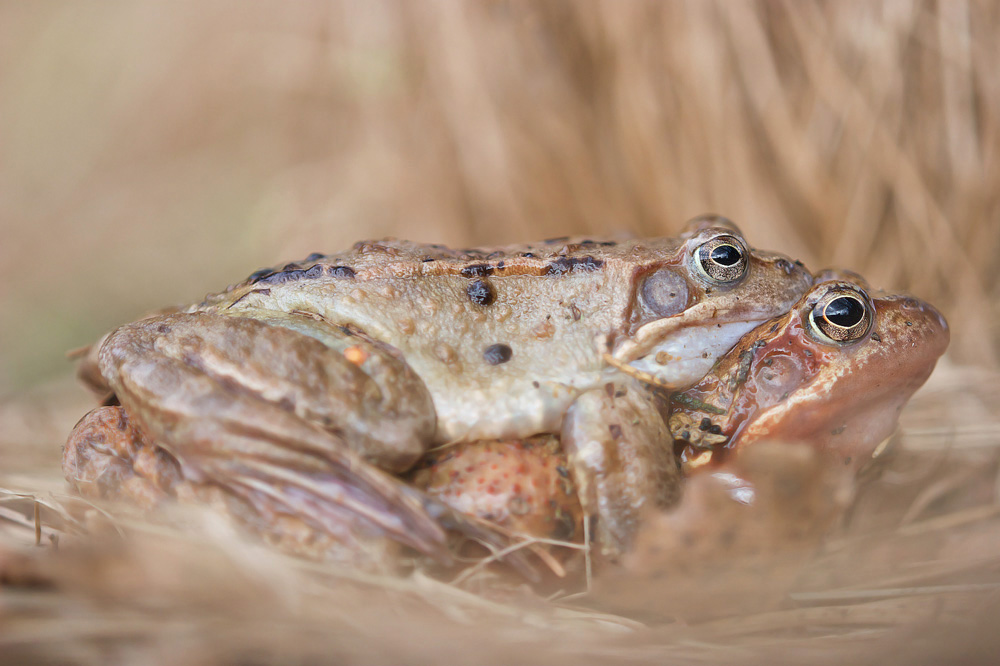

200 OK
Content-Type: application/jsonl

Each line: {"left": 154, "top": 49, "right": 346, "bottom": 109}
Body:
{"left": 101, "top": 312, "right": 434, "bottom": 472}
{"left": 97, "top": 317, "right": 450, "bottom": 557}
{"left": 561, "top": 380, "right": 681, "bottom": 557}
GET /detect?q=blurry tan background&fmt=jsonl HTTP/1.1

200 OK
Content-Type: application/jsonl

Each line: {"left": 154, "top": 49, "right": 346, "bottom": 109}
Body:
{"left": 3, "top": 4, "right": 1000, "bottom": 663}
{"left": 1, "top": 0, "right": 997, "bottom": 395}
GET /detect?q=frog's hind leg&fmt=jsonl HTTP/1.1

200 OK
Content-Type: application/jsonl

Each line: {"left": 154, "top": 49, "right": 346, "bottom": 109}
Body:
{"left": 89, "top": 312, "right": 452, "bottom": 558}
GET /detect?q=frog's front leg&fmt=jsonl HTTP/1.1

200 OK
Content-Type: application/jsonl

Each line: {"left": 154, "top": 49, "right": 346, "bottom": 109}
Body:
{"left": 81, "top": 311, "right": 451, "bottom": 557}
{"left": 561, "top": 378, "right": 681, "bottom": 558}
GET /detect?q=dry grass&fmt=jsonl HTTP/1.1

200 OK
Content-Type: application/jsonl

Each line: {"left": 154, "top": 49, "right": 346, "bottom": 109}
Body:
{"left": 2, "top": 1, "right": 999, "bottom": 664}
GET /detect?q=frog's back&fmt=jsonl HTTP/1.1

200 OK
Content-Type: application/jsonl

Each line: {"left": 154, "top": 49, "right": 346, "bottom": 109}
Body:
{"left": 195, "top": 237, "right": 683, "bottom": 441}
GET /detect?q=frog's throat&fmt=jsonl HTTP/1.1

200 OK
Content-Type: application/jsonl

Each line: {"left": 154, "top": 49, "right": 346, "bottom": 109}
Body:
{"left": 605, "top": 310, "right": 770, "bottom": 390}
{"left": 610, "top": 304, "right": 769, "bottom": 364}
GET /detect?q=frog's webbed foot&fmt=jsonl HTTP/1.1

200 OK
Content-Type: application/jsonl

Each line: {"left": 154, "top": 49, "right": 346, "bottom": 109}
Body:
{"left": 561, "top": 379, "right": 681, "bottom": 558}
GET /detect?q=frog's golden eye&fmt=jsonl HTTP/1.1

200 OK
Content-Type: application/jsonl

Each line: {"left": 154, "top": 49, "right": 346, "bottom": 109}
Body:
{"left": 640, "top": 268, "right": 691, "bottom": 317}
{"left": 694, "top": 235, "right": 748, "bottom": 284}
{"left": 809, "top": 289, "right": 872, "bottom": 343}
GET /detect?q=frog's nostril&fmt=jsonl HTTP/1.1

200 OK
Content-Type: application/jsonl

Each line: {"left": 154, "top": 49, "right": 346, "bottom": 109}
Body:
{"left": 774, "top": 258, "right": 793, "bottom": 274}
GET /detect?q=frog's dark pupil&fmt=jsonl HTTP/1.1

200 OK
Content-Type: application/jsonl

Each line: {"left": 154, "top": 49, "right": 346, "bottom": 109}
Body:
{"left": 824, "top": 297, "right": 865, "bottom": 327}
{"left": 710, "top": 244, "right": 741, "bottom": 266}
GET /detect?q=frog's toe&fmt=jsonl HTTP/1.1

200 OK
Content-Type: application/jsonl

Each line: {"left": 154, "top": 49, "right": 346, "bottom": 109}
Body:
{"left": 63, "top": 406, "right": 182, "bottom": 509}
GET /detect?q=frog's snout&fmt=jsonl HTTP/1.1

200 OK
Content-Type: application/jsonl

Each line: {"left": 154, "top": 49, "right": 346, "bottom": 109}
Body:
{"left": 900, "top": 296, "right": 950, "bottom": 354}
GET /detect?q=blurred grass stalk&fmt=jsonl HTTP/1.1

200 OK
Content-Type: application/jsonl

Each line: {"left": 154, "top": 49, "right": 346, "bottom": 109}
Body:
{"left": 0, "top": 0, "right": 997, "bottom": 392}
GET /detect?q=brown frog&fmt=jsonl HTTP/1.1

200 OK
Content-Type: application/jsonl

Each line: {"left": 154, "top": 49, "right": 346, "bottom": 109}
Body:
{"left": 63, "top": 216, "right": 813, "bottom": 564}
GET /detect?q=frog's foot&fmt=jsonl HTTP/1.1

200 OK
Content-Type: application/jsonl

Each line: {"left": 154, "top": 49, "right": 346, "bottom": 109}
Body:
{"left": 63, "top": 405, "right": 182, "bottom": 509}
{"left": 561, "top": 379, "right": 682, "bottom": 559}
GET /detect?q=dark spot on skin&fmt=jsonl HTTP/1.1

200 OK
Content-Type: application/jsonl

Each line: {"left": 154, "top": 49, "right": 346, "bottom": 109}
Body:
{"left": 570, "top": 304, "right": 582, "bottom": 321}
{"left": 256, "top": 289, "right": 270, "bottom": 296}
{"left": 555, "top": 465, "right": 570, "bottom": 479}
{"left": 257, "top": 264, "right": 325, "bottom": 285}
{"left": 832, "top": 425, "right": 847, "bottom": 435}
{"left": 466, "top": 279, "right": 496, "bottom": 306}
{"left": 460, "top": 264, "right": 494, "bottom": 278}
{"left": 699, "top": 418, "right": 712, "bottom": 431}
{"left": 544, "top": 236, "right": 569, "bottom": 244}
{"left": 532, "top": 381, "right": 540, "bottom": 389}
{"left": 872, "top": 332, "right": 882, "bottom": 342}
{"left": 422, "top": 257, "right": 435, "bottom": 262}
{"left": 770, "top": 323, "right": 780, "bottom": 334}
{"left": 496, "top": 260, "right": 505, "bottom": 270}
{"left": 680, "top": 430, "right": 691, "bottom": 442}
{"left": 544, "top": 256, "right": 605, "bottom": 275}
{"left": 615, "top": 389, "right": 626, "bottom": 398}
{"left": 520, "top": 252, "right": 535, "bottom": 258}
{"left": 905, "top": 321, "right": 913, "bottom": 326}
{"left": 708, "top": 425, "right": 722, "bottom": 435}
{"left": 609, "top": 424, "right": 623, "bottom": 440}
{"left": 844, "top": 456, "right": 852, "bottom": 465}
{"left": 605, "top": 383, "right": 615, "bottom": 399}
{"left": 156, "top": 324, "right": 171, "bottom": 334}
{"left": 326, "top": 265, "right": 356, "bottom": 279}
{"left": 305, "top": 252, "right": 325, "bottom": 262}
{"left": 483, "top": 343, "right": 513, "bottom": 365}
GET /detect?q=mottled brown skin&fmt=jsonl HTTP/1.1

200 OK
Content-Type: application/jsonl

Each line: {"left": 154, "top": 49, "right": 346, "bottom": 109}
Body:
{"left": 409, "top": 436, "right": 584, "bottom": 543}
{"left": 64, "top": 216, "right": 815, "bottom": 565}
{"left": 671, "top": 277, "right": 950, "bottom": 473}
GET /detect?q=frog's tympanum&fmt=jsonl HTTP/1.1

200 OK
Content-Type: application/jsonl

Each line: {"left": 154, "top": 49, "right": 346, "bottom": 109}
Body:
{"left": 670, "top": 274, "right": 950, "bottom": 474}
{"left": 63, "top": 216, "right": 814, "bottom": 564}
